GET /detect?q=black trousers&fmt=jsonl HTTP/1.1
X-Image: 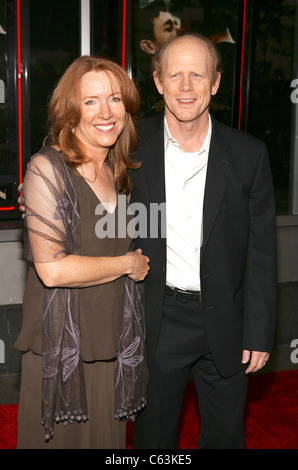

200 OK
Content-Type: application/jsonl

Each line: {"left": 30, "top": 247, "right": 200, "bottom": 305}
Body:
{"left": 134, "top": 291, "right": 249, "bottom": 449}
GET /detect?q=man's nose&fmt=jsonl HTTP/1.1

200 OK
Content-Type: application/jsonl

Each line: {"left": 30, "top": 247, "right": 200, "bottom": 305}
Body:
{"left": 180, "top": 76, "right": 193, "bottom": 91}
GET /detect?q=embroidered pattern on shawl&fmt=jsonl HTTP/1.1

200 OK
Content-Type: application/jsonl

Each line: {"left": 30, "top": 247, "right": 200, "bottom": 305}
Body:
{"left": 23, "top": 146, "right": 147, "bottom": 440}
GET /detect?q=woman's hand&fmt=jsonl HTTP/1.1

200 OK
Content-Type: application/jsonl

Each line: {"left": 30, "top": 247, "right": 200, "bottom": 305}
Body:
{"left": 126, "top": 249, "right": 150, "bottom": 282}
{"left": 35, "top": 249, "right": 150, "bottom": 288}
{"left": 18, "top": 184, "right": 25, "bottom": 216}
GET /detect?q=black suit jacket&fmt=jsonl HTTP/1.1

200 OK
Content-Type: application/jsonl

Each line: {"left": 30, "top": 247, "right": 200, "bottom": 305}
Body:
{"left": 130, "top": 113, "right": 277, "bottom": 377}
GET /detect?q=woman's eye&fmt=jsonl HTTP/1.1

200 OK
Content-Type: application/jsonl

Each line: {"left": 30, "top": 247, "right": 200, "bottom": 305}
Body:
{"left": 85, "top": 100, "right": 95, "bottom": 105}
{"left": 111, "top": 96, "right": 121, "bottom": 102}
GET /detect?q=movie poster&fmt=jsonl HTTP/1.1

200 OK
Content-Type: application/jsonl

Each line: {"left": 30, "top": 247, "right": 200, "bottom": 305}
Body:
{"left": 132, "top": 0, "right": 238, "bottom": 125}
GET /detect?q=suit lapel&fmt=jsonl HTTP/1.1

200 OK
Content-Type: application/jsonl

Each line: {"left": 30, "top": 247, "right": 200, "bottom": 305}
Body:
{"left": 139, "top": 114, "right": 232, "bottom": 256}
{"left": 140, "top": 114, "right": 166, "bottom": 244}
{"left": 141, "top": 115, "right": 166, "bottom": 205}
{"left": 201, "top": 117, "right": 232, "bottom": 259}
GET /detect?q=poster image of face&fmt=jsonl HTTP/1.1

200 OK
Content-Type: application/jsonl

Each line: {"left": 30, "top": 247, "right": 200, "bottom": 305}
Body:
{"left": 133, "top": 0, "right": 237, "bottom": 122}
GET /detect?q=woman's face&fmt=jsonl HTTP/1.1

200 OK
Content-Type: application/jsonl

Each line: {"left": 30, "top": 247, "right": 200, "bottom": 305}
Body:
{"left": 75, "top": 70, "right": 126, "bottom": 154}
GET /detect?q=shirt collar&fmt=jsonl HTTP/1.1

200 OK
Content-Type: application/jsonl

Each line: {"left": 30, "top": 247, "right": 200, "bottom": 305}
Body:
{"left": 164, "top": 113, "right": 212, "bottom": 155}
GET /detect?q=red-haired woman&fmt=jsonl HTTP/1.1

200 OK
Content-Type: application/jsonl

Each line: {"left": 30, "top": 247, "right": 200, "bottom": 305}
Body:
{"left": 15, "top": 56, "right": 149, "bottom": 449}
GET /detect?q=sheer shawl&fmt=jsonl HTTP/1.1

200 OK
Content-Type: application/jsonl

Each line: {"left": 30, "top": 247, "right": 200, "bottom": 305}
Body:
{"left": 23, "top": 146, "right": 147, "bottom": 440}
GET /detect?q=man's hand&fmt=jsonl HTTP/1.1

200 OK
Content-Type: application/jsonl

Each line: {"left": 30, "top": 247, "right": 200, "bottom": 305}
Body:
{"left": 242, "top": 349, "right": 269, "bottom": 374}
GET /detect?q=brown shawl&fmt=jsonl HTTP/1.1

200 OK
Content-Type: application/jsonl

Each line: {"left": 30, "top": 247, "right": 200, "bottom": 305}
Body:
{"left": 23, "top": 146, "right": 147, "bottom": 440}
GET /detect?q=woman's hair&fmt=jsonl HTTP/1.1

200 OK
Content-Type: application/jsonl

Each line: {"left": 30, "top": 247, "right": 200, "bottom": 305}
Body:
{"left": 153, "top": 33, "right": 222, "bottom": 84}
{"left": 46, "top": 56, "right": 141, "bottom": 194}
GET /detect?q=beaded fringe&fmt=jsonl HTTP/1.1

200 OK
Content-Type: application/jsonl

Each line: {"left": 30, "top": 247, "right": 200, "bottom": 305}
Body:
{"left": 43, "top": 411, "right": 89, "bottom": 441}
{"left": 114, "top": 397, "right": 146, "bottom": 422}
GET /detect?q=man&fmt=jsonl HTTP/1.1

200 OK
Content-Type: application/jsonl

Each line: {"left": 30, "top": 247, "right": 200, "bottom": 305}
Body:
{"left": 138, "top": 5, "right": 234, "bottom": 57}
{"left": 130, "top": 34, "right": 277, "bottom": 449}
{"left": 139, "top": 9, "right": 181, "bottom": 56}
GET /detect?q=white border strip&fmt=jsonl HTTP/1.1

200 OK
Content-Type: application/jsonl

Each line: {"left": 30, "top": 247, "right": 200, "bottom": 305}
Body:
{"left": 80, "top": 0, "right": 90, "bottom": 56}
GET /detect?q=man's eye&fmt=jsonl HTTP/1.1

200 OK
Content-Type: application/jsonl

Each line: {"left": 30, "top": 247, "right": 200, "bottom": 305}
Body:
{"left": 191, "top": 74, "right": 204, "bottom": 80}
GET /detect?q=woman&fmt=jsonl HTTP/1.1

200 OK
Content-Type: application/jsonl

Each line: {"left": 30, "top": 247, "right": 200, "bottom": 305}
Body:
{"left": 14, "top": 56, "right": 150, "bottom": 449}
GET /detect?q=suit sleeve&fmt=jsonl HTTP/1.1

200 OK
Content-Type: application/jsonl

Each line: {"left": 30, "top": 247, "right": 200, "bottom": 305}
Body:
{"left": 243, "top": 143, "right": 277, "bottom": 352}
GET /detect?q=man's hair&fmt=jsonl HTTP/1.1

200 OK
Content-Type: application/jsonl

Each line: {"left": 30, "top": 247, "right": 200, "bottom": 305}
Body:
{"left": 153, "top": 33, "right": 223, "bottom": 83}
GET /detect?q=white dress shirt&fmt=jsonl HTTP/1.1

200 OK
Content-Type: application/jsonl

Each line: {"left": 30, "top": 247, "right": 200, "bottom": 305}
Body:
{"left": 164, "top": 114, "right": 212, "bottom": 291}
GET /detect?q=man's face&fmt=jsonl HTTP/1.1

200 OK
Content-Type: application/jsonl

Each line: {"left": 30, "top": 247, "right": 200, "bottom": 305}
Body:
{"left": 153, "top": 11, "right": 181, "bottom": 47}
{"left": 153, "top": 37, "right": 221, "bottom": 125}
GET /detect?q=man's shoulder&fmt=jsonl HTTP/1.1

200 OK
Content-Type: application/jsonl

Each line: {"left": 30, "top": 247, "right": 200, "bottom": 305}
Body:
{"left": 212, "top": 116, "right": 266, "bottom": 151}
{"left": 137, "top": 113, "right": 164, "bottom": 138}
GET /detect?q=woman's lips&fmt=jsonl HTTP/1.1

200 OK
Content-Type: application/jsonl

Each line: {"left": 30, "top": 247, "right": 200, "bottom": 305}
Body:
{"left": 94, "top": 123, "right": 116, "bottom": 132}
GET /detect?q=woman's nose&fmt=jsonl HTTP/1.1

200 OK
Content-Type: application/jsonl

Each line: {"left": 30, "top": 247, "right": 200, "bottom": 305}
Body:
{"left": 99, "top": 102, "right": 112, "bottom": 119}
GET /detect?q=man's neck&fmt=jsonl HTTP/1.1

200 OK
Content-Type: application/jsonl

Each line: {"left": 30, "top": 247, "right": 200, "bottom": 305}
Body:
{"left": 165, "top": 110, "right": 210, "bottom": 153}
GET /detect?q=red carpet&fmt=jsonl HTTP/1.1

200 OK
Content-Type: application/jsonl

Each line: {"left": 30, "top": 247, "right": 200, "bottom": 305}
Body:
{"left": 1, "top": 370, "right": 297, "bottom": 449}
